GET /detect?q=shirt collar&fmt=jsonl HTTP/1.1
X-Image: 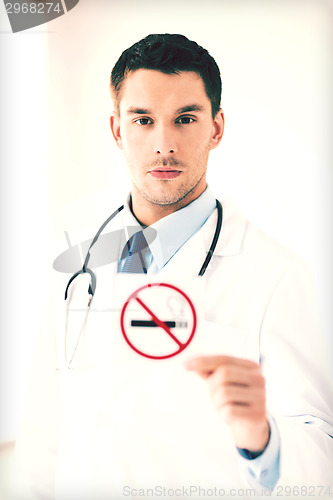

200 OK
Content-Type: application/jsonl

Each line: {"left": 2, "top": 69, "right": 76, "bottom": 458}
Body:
{"left": 122, "top": 187, "right": 216, "bottom": 271}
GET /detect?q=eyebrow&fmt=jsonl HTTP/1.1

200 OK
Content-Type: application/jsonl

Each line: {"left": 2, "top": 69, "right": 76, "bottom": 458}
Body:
{"left": 176, "top": 104, "right": 205, "bottom": 114}
{"left": 125, "top": 104, "right": 205, "bottom": 115}
{"left": 126, "top": 107, "right": 151, "bottom": 115}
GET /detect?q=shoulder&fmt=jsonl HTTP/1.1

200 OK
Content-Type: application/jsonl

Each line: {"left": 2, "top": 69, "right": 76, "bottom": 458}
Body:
{"left": 207, "top": 199, "right": 308, "bottom": 276}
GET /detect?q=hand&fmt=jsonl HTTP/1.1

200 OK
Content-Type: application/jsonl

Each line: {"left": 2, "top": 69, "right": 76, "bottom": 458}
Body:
{"left": 185, "top": 355, "right": 270, "bottom": 452}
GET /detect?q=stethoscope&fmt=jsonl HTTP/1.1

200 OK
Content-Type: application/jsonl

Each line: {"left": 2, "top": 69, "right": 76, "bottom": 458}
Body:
{"left": 64, "top": 199, "right": 223, "bottom": 306}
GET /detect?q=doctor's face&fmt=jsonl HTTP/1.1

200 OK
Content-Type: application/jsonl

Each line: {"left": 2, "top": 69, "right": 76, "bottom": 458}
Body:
{"left": 110, "top": 69, "right": 224, "bottom": 222}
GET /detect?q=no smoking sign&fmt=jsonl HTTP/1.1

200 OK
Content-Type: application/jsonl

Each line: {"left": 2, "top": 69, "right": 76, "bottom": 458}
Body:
{"left": 120, "top": 283, "right": 197, "bottom": 360}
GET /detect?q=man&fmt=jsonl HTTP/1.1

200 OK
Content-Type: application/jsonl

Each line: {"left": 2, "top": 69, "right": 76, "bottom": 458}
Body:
{"left": 12, "top": 34, "right": 333, "bottom": 499}
{"left": 110, "top": 33, "right": 268, "bottom": 462}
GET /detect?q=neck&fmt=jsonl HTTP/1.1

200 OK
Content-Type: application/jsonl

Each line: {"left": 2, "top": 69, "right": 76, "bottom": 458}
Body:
{"left": 131, "top": 185, "right": 206, "bottom": 226}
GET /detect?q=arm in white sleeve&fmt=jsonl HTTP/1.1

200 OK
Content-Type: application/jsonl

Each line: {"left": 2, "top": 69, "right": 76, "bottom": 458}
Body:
{"left": 260, "top": 260, "right": 333, "bottom": 490}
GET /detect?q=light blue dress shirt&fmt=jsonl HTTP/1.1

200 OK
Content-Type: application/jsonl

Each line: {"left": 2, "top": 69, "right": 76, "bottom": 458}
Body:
{"left": 120, "top": 186, "right": 280, "bottom": 490}
{"left": 118, "top": 186, "right": 216, "bottom": 273}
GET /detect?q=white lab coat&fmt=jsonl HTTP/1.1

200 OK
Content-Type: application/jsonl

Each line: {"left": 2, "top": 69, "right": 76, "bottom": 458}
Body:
{"left": 11, "top": 199, "right": 333, "bottom": 500}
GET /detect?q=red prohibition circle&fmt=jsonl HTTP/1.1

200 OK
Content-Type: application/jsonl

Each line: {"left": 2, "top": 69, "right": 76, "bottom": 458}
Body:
{"left": 120, "top": 282, "right": 197, "bottom": 360}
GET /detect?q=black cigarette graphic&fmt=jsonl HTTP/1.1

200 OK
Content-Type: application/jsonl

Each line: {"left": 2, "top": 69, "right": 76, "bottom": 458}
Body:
{"left": 131, "top": 320, "right": 188, "bottom": 328}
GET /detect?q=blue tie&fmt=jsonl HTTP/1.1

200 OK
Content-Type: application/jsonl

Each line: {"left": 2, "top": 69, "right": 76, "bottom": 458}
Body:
{"left": 120, "top": 231, "right": 149, "bottom": 273}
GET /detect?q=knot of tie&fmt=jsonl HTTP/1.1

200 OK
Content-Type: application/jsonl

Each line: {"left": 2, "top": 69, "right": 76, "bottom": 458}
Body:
{"left": 120, "top": 231, "right": 149, "bottom": 273}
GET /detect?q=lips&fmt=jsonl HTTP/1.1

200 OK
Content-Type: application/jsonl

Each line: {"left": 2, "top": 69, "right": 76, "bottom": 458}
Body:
{"left": 149, "top": 169, "right": 181, "bottom": 180}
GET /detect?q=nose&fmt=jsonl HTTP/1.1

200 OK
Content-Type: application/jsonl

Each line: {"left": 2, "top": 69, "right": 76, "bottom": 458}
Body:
{"left": 153, "top": 125, "right": 178, "bottom": 155}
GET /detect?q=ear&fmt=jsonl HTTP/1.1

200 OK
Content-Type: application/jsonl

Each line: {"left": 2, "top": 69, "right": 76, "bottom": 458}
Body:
{"left": 110, "top": 112, "right": 123, "bottom": 149}
{"left": 209, "top": 108, "right": 225, "bottom": 150}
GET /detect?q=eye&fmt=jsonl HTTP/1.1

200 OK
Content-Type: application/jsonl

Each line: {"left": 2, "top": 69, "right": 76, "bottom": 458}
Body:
{"left": 176, "top": 116, "right": 195, "bottom": 124}
{"left": 134, "top": 117, "right": 153, "bottom": 126}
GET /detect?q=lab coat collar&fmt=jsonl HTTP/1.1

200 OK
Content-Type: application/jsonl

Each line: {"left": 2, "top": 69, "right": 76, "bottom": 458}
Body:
{"left": 156, "top": 198, "right": 247, "bottom": 278}
{"left": 204, "top": 198, "right": 247, "bottom": 257}
{"left": 118, "top": 195, "right": 247, "bottom": 272}
{"left": 120, "top": 195, "right": 143, "bottom": 238}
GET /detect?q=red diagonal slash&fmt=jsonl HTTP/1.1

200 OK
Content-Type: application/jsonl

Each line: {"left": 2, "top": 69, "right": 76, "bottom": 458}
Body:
{"left": 135, "top": 297, "right": 184, "bottom": 348}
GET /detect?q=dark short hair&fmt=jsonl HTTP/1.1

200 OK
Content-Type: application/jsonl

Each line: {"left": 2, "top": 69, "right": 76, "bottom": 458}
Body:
{"left": 110, "top": 33, "right": 222, "bottom": 118}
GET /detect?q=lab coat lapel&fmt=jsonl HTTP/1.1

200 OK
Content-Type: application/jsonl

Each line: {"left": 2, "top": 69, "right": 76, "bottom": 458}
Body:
{"left": 158, "top": 199, "right": 246, "bottom": 277}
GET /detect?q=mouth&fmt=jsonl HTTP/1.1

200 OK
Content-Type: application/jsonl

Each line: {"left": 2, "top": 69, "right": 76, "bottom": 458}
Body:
{"left": 149, "top": 169, "right": 182, "bottom": 180}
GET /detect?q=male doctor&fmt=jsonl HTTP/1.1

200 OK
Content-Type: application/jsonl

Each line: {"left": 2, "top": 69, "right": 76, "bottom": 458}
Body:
{"left": 110, "top": 33, "right": 270, "bottom": 468}
{"left": 12, "top": 33, "right": 333, "bottom": 499}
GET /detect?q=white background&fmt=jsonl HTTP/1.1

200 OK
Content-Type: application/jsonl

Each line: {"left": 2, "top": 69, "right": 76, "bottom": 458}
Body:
{"left": 1, "top": 0, "right": 332, "bottom": 442}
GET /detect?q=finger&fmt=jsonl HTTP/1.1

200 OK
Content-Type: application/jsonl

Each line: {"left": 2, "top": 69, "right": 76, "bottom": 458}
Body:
{"left": 184, "top": 355, "right": 259, "bottom": 376}
{"left": 208, "top": 365, "right": 265, "bottom": 392}
{"left": 217, "top": 400, "right": 267, "bottom": 426}
{"left": 210, "top": 384, "right": 266, "bottom": 408}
